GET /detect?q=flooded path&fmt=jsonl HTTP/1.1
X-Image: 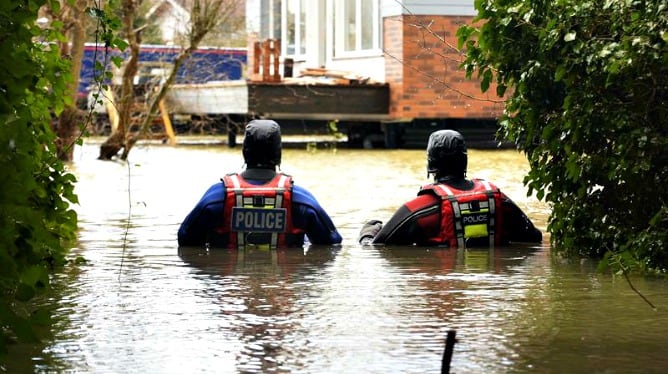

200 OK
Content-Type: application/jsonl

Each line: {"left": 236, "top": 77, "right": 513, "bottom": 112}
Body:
{"left": 6, "top": 141, "right": 668, "bottom": 373}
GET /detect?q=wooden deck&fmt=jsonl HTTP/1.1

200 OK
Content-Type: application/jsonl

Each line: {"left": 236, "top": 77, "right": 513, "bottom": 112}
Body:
{"left": 248, "top": 82, "right": 390, "bottom": 121}
{"left": 165, "top": 79, "right": 390, "bottom": 122}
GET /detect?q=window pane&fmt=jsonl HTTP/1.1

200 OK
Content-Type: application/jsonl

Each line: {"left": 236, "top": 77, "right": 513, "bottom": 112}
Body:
{"left": 272, "top": 0, "right": 281, "bottom": 39}
{"left": 260, "top": 0, "right": 269, "bottom": 38}
{"left": 261, "top": 0, "right": 282, "bottom": 39}
{"left": 299, "top": 0, "right": 306, "bottom": 54}
{"left": 286, "top": 0, "right": 296, "bottom": 55}
{"left": 344, "top": 0, "right": 356, "bottom": 51}
{"left": 361, "top": 0, "right": 373, "bottom": 50}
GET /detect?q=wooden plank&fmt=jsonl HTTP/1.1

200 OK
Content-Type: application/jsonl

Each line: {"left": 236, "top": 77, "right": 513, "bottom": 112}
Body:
{"left": 248, "top": 83, "right": 389, "bottom": 115}
{"left": 272, "top": 39, "right": 280, "bottom": 82}
{"left": 253, "top": 42, "right": 261, "bottom": 77}
{"left": 103, "top": 87, "right": 119, "bottom": 132}
{"left": 159, "top": 99, "right": 176, "bottom": 145}
{"left": 262, "top": 40, "right": 271, "bottom": 82}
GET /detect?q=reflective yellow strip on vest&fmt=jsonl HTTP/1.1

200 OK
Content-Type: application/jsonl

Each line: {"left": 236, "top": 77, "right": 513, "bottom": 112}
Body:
{"left": 436, "top": 184, "right": 465, "bottom": 248}
{"left": 229, "top": 174, "right": 241, "bottom": 189}
{"left": 438, "top": 184, "right": 455, "bottom": 196}
{"left": 229, "top": 174, "right": 291, "bottom": 250}
{"left": 481, "top": 180, "right": 495, "bottom": 247}
{"left": 459, "top": 201, "right": 490, "bottom": 211}
{"left": 272, "top": 175, "right": 290, "bottom": 247}
{"left": 275, "top": 193, "right": 283, "bottom": 209}
{"left": 242, "top": 197, "right": 277, "bottom": 207}
{"left": 233, "top": 179, "right": 245, "bottom": 247}
{"left": 464, "top": 224, "right": 489, "bottom": 238}
{"left": 278, "top": 174, "right": 289, "bottom": 188}
{"left": 459, "top": 198, "right": 491, "bottom": 242}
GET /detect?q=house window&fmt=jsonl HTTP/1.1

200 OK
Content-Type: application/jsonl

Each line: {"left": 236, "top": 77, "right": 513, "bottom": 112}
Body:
{"left": 284, "top": 0, "right": 306, "bottom": 57}
{"left": 260, "top": 0, "right": 281, "bottom": 40}
{"left": 260, "top": 0, "right": 306, "bottom": 57}
{"left": 336, "top": 0, "right": 380, "bottom": 56}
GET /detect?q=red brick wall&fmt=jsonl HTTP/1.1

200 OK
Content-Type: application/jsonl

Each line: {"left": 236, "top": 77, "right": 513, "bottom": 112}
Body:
{"left": 384, "top": 16, "right": 406, "bottom": 118}
{"left": 383, "top": 15, "right": 505, "bottom": 121}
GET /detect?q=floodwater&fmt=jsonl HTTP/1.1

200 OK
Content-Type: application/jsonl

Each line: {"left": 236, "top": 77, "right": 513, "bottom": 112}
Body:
{"left": 6, "top": 140, "right": 668, "bottom": 373}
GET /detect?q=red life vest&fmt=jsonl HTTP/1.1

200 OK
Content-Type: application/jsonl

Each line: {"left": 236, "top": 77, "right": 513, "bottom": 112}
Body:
{"left": 418, "top": 179, "right": 504, "bottom": 248}
{"left": 220, "top": 172, "right": 304, "bottom": 249}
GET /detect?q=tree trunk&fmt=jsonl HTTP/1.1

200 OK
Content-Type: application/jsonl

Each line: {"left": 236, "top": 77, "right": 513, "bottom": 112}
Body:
{"left": 56, "top": 107, "right": 86, "bottom": 160}
{"left": 99, "top": 0, "right": 141, "bottom": 161}
{"left": 121, "top": 48, "right": 191, "bottom": 160}
{"left": 98, "top": 130, "right": 126, "bottom": 160}
{"left": 98, "top": 0, "right": 244, "bottom": 160}
{"left": 54, "top": 0, "right": 88, "bottom": 161}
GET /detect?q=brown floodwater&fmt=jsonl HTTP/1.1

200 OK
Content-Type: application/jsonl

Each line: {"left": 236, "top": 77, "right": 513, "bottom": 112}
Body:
{"left": 5, "top": 140, "right": 668, "bottom": 373}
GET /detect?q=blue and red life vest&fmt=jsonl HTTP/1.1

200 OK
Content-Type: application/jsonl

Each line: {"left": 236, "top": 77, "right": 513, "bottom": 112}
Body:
{"left": 418, "top": 179, "right": 504, "bottom": 248}
{"left": 220, "top": 173, "right": 305, "bottom": 249}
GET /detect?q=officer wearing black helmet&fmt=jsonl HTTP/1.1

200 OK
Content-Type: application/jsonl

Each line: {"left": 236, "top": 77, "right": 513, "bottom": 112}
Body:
{"left": 178, "top": 119, "right": 342, "bottom": 248}
{"left": 358, "top": 129, "right": 542, "bottom": 247}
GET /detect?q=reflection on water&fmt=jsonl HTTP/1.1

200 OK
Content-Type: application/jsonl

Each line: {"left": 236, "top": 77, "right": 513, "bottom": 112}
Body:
{"left": 5, "top": 141, "right": 668, "bottom": 373}
{"left": 176, "top": 246, "right": 343, "bottom": 373}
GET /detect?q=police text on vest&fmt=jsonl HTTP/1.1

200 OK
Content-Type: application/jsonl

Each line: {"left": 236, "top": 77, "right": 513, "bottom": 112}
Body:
{"left": 231, "top": 207, "right": 287, "bottom": 232}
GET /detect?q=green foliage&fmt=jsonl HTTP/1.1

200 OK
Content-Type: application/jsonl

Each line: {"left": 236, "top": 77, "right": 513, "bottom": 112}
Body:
{"left": 87, "top": 0, "right": 124, "bottom": 48}
{"left": 328, "top": 120, "right": 345, "bottom": 140}
{"left": 0, "top": 0, "right": 79, "bottom": 356}
{"left": 458, "top": 0, "right": 668, "bottom": 273}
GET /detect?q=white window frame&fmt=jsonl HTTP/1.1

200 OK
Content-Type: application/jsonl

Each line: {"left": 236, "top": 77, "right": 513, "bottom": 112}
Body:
{"left": 282, "top": 0, "right": 307, "bottom": 58}
{"left": 260, "top": 0, "right": 307, "bottom": 59}
{"left": 261, "top": 0, "right": 281, "bottom": 40}
{"left": 333, "top": 0, "right": 381, "bottom": 58}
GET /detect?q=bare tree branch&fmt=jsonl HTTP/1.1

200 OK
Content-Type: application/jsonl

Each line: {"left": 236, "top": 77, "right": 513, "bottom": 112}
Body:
{"left": 120, "top": 0, "right": 243, "bottom": 159}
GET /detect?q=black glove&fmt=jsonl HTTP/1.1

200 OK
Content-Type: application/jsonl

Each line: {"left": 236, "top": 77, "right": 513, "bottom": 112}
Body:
{"left": 358, "top": 220, "right": 383, "bottom": 244}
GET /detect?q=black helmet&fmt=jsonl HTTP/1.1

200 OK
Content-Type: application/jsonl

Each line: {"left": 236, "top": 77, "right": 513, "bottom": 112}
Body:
{"left": 426, "top": 129, "right": 468, "bottom": 177}
{"left": 243, "top": 119, "right": 282, "bottom": 168}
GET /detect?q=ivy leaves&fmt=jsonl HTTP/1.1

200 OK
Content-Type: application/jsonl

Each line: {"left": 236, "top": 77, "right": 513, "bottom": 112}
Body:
{"left": 458, "top": 0, "right": 668, "bottom": 272}
{"left": 1, "top": 0, "right": 79, "bottom": 356}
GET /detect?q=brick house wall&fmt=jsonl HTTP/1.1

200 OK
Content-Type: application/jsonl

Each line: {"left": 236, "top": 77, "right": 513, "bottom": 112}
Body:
{"left": 384, "top": 14, "right": 505, "bottom": 121}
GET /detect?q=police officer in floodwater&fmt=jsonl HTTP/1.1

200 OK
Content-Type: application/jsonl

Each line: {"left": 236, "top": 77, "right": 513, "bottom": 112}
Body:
{"left": 358, "top": 129, "right": 542, "bottom": 247}
{"left": 178, "top": 119, "right": 342, "bottom": 248}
